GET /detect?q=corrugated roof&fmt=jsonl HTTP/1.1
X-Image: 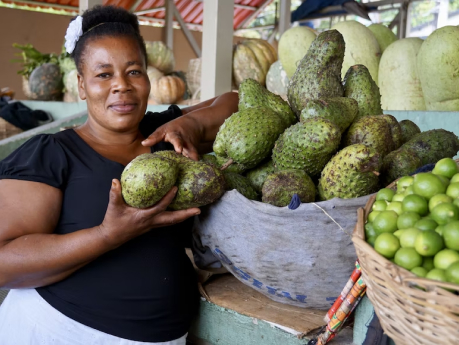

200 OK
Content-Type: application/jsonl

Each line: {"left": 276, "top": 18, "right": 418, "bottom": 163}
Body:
{"left": 2, "top": 0, "right": 274, "bottom": 30}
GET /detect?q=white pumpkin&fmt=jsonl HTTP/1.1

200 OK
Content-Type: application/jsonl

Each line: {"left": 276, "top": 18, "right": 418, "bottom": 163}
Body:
{"left": 150, "top": 76, "right": 185, "bottom": 104}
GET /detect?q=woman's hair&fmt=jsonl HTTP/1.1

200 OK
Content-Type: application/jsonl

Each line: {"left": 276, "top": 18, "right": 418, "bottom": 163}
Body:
{"left": 71, "top": 5, "right": 148, "bottom": 73}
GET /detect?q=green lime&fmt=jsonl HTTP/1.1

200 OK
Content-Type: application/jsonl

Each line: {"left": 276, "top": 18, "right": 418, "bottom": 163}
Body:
{"left": 422, "top": 256, "right": 435, "bottom": 271}
{"left": 454, "top": 198, "right": 459, "bottom": 209}
{"left": 415, "top": 230, "right": 444, "bottom": 256}
{"left": 372, "top": 200, "right": 388, "bottom": 212}
{"left": 451, "top": 173, "right": 459, "bottom": 184}
{"left": 413, "top": 173, "right": 447, "bottom": 199}
{"left": 404, "top": 186, "right": 415, "bottom": 195}
{"left": 386, "top": 201, "right": 403, "bottom": 215}
{"left": 428, "top": 194, "right": 453, "bottom": 212}
{"left": 436, "top": 175, "right": 451, "bottom": 188}
{"left": 411, "top": 267, "right": 428, "bottom": 277}
{"left": 434, "top": 249, "right": 459, "bottom": 270}
{"left": 414, "top": 218, "right": 438, "bottom": 231}
{"left": 435, "top": 225, "right": 446, "bottom": 236}
{"left": 397, "top": 176, "right": 414, "bottom": 193}
{"left": 402, "top": 194, "right": 428, "bottom": 216}
{"left": 432, "top": 158, "right": 459, "bottom": 179}
{"left": 395, "top": 247, "right": 423, "bottom": 270}
{"left": 376, "top": 188, "right": 395, "bottom": 202}
{"left": 443, "top": 221, "right": 459, "bottom": 251}
{"left": 431, "top": 202, "right": 459, "bottom": 225}
{"left": 373, "top": 211, "right": 399, "bottom": 233}
{"left": 397, "top": 212, "right": 422, "bottom": 229}
{"left": 399, "top": 227, "right": 421, "bottom": 248}
{"left": 446, "top": 183, "right": 459, "bottom": 199}
{"left": 368, "top": 211, "right": 380, "bottom": 223}
{"left": 394, "top": 229, "right": 405, "bottom": 238}
{"left": 365, "top": 222, "right": 377, "bottom": 238}
{"left": 374, "top": 233, "right": 400, "bottom": 259}
{"left": 392, "top": 194, "right": 405, "bottom": 202}
{"left": 367, "top": 236, "right": 377, "bottom": 247}
{"left": 426, "top": 268, "right": 448, "bottom": 283}
{"left": 445, "top": 261, "right": 459, "bottom": 284}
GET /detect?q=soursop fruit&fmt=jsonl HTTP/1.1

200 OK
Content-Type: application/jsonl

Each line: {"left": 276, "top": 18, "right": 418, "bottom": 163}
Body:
{"left": 318, "top": 144, "right": 381, "bottom": 200}
{"left": 380, "top": 148, "right": 423, "bottom": 186}
{"left": 343, "top": 115, "right": 394, "bottom": 158}
{"left": 343, "top": 65, "right": 383, "bottom": 119}
{"left": 287, "top": 30, "right": 345, "bottom": 116}
{"left": 272, "top": 118, "right": 341, "bottom": 177}
{"left": 153, "top": 151, "right": 226, "bottom": 210}
{"left": 201, "top": 153, "right": 247, "bottom": 174}
{"left": 299, "top": 97, "right": 358, "bottom": 133}
{"left": 246, "top": 160, "right": 275, "bottom": 193}
{"left": 213, "top": 107, "right": 285, "bottom": 170}
{"left": 380, "top": 114, "right": 403, "bottom": 150}
{"left": 401, "top": 129, "right": 459, "bottom": 166}
{"left": 223, "top": 172, "right": 258, "bottom": 200}
{"left": 262, "top": 169, "right": 316, "bottom": 207}
{"left": 399, "top": 120, "right": 421, "bottom": 145}
{"left": 121, "top": 153, "right": 179, "bottom": 208}
{"left": 239, "top": 78, "right": 296, "bottom": 128}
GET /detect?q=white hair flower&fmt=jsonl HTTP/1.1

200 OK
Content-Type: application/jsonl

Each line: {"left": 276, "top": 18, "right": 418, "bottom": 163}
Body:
{"left": 64, "top": 16, "right": 83, "bottom": 54}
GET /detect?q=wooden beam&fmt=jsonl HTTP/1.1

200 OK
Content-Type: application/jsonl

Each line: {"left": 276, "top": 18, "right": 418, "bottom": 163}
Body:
{"left": 163, "top": 0, "right": 174, "bottom": 50}
{"left": 129, "top": 0, "right": 143, "bottom": 12}
{"left": 200, "top": 0, "right": 234, "bottom": 101}
{"left": 7, "top": 0, "right": 76, "bottom": 11}
{"left": 134, "top": 6, "right": 164, "bottom": 16}
{"left": 172, "top": 3, "right": 201, "bottom": 57}
{"left": 278, "top": 0, "right": 291, "bottom": 36}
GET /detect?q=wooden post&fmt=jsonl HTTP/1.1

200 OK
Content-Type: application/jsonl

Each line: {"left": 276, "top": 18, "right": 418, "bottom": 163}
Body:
{"left": 200, "top": 0, "right": 234, "bottom": 101}
{"left": 278, "top": 0, "right": 291, "bottom": 36}
{"left": 163, "top": 0, "right": 174, "bottom": 50}
{"left": 79, "top": 0, "right": 102, "bottom": 14}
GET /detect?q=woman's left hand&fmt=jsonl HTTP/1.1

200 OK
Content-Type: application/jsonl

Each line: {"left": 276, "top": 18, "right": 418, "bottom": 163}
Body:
{"left": 142, "top": 115, "right": 203, "bottom": 161}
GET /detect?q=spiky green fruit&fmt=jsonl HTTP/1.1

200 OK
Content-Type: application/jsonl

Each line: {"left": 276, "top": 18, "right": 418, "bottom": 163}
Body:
{"left": 343, "top": 115, "right": 394, "bottom": 158}
{"left": 153, "top": 151, "right": 226, "bottom": 210}
{"left": 380, "top": 114, "right": 403, "bottom": 150}
{"left": 223, "top": 172, "right": 259, "bottom": 200}
{"left": 401, "top": 129, "right": 459, "bottom": 166}
{"left": 287, "top": 30, "right": 345, "bottom": 116}
{"left": 238, "top": 78, "right": 296, "bottom": 127}
{"left": 399, "top": 120, "right": 421, "bottom": 145}
{"left": 262, "top": 169, "right": 315, "bottom": 207}
{"left": 380, "top": 148, "right": 423, "bottom": 187}
{"left": 299, "top": 97, "right": 358, "bottom": 133}
{"left": 318, "top": 144, "right": 381, "bottom": 200}
{"left": 246, "top": 160, "right": 275, "bottom": 193}
{"left": 343, "top": 64, "right": 382, "bottom": 118}
{"left": 121, "top": 153, "right": 178, "bottom": 208}
{"left": 272, "top": 118, "right": 341, "bottom": 177}
{"left": 213, "top": 107, "right": 285, "bottom": 169}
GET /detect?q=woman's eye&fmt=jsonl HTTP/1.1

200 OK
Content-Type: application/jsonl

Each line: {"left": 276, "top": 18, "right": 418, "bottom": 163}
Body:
{"left": 129, "top": 70, "right": 141, "bottom": 75}
{"left": 97, "top": 73, "right": 110, "bottom": 78}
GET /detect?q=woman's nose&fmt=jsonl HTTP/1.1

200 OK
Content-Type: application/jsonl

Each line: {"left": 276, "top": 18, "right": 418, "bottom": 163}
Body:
{"left": 112, "top": 74, "right": 132, "bottom": 93}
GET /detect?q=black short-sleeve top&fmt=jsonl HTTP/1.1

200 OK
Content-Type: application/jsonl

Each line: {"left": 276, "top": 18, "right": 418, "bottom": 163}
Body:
{"left": 0, "top": 105, "right": 199, "bottom": 342}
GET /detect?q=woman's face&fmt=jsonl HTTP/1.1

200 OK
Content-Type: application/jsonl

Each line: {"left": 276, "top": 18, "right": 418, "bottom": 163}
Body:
{"left": 77, "top": 35, "right": 150, "bottom": 133}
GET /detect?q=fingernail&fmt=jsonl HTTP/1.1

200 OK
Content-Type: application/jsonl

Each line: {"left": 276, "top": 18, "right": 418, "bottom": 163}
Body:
{"left": 195, "top": 210, "right": 201, "bottom": 215}
{"left": 111, "top": 180, "right": 116, "bottom": 189}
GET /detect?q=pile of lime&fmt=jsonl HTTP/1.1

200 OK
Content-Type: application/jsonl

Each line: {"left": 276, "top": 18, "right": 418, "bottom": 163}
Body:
{"left": 366, "top": 158, "right": 459, "bottom": 287}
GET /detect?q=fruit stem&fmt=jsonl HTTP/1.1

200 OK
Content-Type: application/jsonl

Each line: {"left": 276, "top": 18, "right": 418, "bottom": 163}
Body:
{"left": 220, "top": 158, "right": 234, "bottom": 170}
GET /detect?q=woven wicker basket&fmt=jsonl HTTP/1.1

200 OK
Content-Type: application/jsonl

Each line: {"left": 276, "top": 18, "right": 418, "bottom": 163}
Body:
{"left": 353, "top": 184, "right": 459, "bottom": 344}
{"left": 0, "top": 118, "right": 22, "bottom": 140}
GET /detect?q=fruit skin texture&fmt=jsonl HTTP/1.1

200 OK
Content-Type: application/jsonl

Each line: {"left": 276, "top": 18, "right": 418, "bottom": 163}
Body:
{"left": 380, "top": 148, "right": 423, "bottom": 187}
{"left": 223, "top": 172, "right": 259, "bottom": 201}
{"left": 318, "top": 144, "right": 381, "bottom": 200}
{"left": 153, "top": 151, "right": 227, "bottom": 210}
{"left": 417, "top": 26, "right": 459, "bottom": 111}
{"left": 266, "top": 61, "right": 289, "bottom": 99}
{"left": 201, "top": 154, "right": 247, "bottom": 174}
{"left": 238, "top": 78, "right": 296, "bottom": 127}
{"left": 380, "top": 114, "right": 403, "bottom": 150}
{"left": 401, "top": 129, "right": 459, "bottom": 166}
{"left": 299, "top": 97, "right": 358, "bottom": 133}
{"left": 368, "top": 23, "right": 398, "bottom": 53}
{"left": 399, "top": 120, "right": 421, "bottom": 145}
{"left": 262, "top": 169, "right": 316, "bottom": 207}
{"left": 29, "top": 63, "right": 64, "bottom": 101}
{"left": 246, "top": 160, "right": 275, "bottom": 193}
{"left": 145, "top": 41, "right": 175, "bottom": 74}
{"left": 232, "top": 39, "right": 277, "bottom": 87}
{"left": 213, "top": 107, "right": 285, "bottom": 169}
{"left": 278, "top": 26, "right": 317, "bottom": 78}
{"left": 343, "top": 115, "right": 394, "bottom": 158}
{"left": 121, "top": 153, "right": 179, "bottom": 208}
{"left": 287, "top": 30, "right": 345, "bottom": 116}
{"left": 343, "top": 64, "right": 383, "bottom": 119}
{"left": 272, "top": 118, "right": 341, "bottom": 177}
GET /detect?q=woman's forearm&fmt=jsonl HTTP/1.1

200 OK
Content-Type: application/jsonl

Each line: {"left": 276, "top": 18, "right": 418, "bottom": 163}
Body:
{"left": 185, "top": 92, "right": 239, "bottom": 143}
{"left": 0, "top": 226, "right": 113, "bottom": 289}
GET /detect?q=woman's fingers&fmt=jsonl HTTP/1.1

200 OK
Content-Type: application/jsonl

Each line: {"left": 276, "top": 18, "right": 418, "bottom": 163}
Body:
{"left": 153, "top": 208, "right": 201, "bottom": 225}
{"left": 183, "top": 145, "right": 200, "bottom": 161}
{"left": 141, "top": 128, "right": 165, "bottom": 147}
{"left": 109, "top": 179, "right": 125, "bottom": 206}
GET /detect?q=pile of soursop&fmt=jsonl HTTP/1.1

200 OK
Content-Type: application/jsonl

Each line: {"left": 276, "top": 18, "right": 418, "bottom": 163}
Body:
{"left": 207, "top": 30, "right": 459, "bottom": 207}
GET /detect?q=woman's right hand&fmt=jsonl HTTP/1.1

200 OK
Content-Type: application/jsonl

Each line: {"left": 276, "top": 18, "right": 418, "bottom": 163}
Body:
{"left": 98, "top": 179, "right": 200, "bottom": 249}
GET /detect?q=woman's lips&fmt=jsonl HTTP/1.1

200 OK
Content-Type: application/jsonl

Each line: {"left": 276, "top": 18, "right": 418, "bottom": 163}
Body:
{"left": 109, "top": 102, "right": 137, "bottom": 113}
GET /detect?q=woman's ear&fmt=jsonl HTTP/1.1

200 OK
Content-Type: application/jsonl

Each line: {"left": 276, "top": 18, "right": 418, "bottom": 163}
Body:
{"left": 77, "top": 73, "right": 86, "bottom": 101}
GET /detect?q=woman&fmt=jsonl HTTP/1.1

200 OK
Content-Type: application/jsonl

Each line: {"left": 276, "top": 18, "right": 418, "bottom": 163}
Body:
{"left": 0, "top": 5, "right": 238, "bottom": 345}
